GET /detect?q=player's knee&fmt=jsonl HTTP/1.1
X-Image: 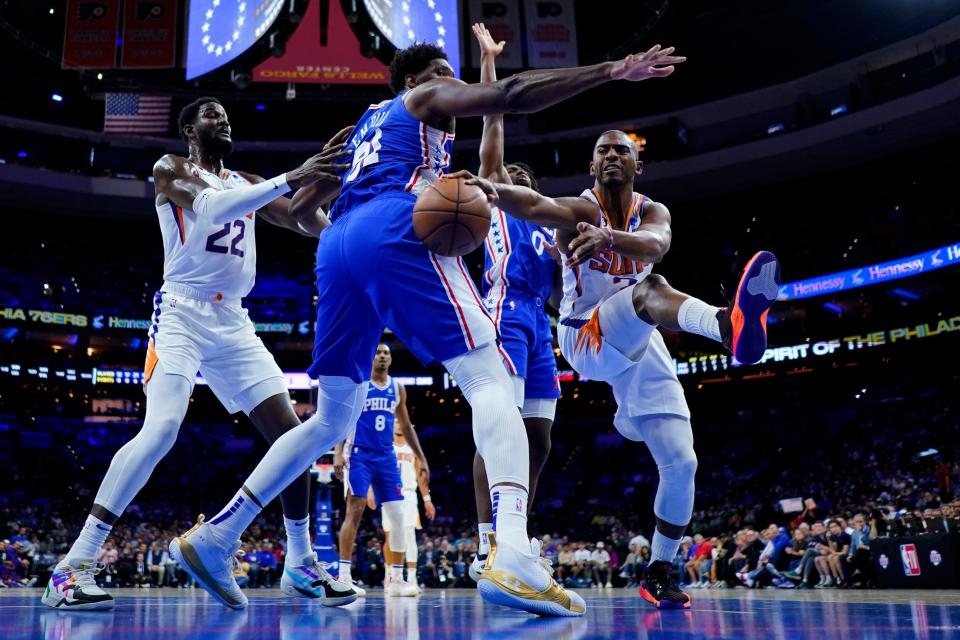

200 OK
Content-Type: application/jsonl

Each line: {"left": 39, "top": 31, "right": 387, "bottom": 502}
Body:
{"left": 144, "top": 416, "right": 181, "bottom": 455}
{"left": 631, "top": 273, "right": 669, "bottom": 311}
{"left": 662, "top": 449, "right": 698, "bottom": 483}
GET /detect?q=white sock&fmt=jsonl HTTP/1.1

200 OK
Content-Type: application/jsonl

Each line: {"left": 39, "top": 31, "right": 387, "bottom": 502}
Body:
{"left": 390, "top": 564, "right": 404, "bottom": 582}
{"left": 207, "top": 490, "right": 262, "bottom": 549}
{"left": 478, "top": 523, "right": 493, "bottom": 557}
{"left": 677, "top": 298, "right": 722, "bottom": 342}
{"left": 651, "top": 529, "right": 681, "bottom": 564}
{"left": 61, "top": 515, "right": 112, "bottom": 566}
{"left": 283, "top": 515, "right": 313, "bottom": 564}
{"left": 339, "top": 560, "right": 353, "bottom": 582}
{"left": 491, "top": 486, "right": 529, "bottom": 549}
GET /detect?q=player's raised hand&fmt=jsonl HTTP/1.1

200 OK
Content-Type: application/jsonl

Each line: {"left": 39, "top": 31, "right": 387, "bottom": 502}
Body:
{"left": 566, "top": 221, "right": 611, "bottom": 267}
{"left": 323, "top": 125, "right": 354, "bottom": 152}
{"left": 445, "top": 170, "right": 498, "bottom": 203}
{"left": 610, "top": 44, "right": 686, "bottom": 81}
{"left": 472, "top": 22, "right": 505, "bottom": 58}
{"left": 286, "top": 145, "right": 352, "bottom": 190}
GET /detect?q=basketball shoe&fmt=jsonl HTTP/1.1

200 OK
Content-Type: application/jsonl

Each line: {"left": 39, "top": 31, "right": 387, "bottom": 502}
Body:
{"left": 281, "top": 553, "right": 359, "bottom": 606}
{"left": 41, "top": 561, "right": 113, "bottom": 611}
{"left": 169, "top": 515, "right": 247, "bottom": 610}
{"left": 338, "top": 571, "right": 366, "bottom": 597}
{"left": 717, "top": 250, "right": 781, "bottom": 365}
{"left": 387, "top": 578, "right": 419, "bottom": 597}
{"left": 639, "top": 560, "right": 691, "bottom": 609}
{"left": 477, "top": 533, "right": 586, "bottom": 617}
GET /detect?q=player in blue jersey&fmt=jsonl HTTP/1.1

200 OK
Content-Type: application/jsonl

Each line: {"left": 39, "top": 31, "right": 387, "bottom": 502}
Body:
{"left": 332, "top": 343, "right": 429, "bottom": 598}
{"left": 467, "top": 25, "right": 561, "bottom": 582}
{"left": 173, "top": 29, "right": 685, "bottom": 617}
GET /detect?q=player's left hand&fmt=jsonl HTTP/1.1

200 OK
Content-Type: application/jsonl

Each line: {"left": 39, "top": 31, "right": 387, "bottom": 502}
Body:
{"left": 445, "top": 170, "right": 498, "bottom": 203}
{"left": 472, "top": 23, "right": 505, "bottom": 58}
{"left": 323, "top": 125, "right": 354, "bottom": 152}
{"left": 565, "top": 221, "right": 609, "bottom": 267}
{"left": 424, "top": 500, "right": 436, "bottom": 521}
{"left": 611, "top": 44, "right": 686, "bottom": 81}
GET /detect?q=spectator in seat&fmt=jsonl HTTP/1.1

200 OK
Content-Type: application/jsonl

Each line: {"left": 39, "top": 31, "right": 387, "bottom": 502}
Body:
{"left": 815, "top": 519, "right": 850, "bottom": 588}
{"left": 845, "top": 513, "right": 872, "bottom": 586}
{"left": 590, "top": 541, "right": 612, "bottom": 588}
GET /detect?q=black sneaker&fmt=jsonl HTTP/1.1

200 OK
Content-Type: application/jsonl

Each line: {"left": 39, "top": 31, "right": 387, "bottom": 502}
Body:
{"left": 639, "top": 560, "right": 691, "bottom": 610}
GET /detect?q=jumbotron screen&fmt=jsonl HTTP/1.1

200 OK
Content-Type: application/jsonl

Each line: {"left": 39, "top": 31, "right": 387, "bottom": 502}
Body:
{"left": 185, "top": 0, "right": 286, "bottom": 80}
{"left": 362, "top": 0, "right": 461, "bottom": 76}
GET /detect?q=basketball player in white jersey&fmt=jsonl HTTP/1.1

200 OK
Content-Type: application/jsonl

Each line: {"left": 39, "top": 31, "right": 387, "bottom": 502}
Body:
{"left": 451, "top": 130, "right": 780, "bottom": 609}
{"left": 42, "top": 97, "right": 357, "bottom": 611}
{"left": 383, "top": 422, "right": 436, "bottom": 594}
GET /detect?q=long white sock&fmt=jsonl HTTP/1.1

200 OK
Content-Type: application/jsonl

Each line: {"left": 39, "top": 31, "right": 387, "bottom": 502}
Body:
{"left": 651, "top": 529, "right": 681, "bottom": 564}
{"left": 390, "top": 564, "right": 405, "bottom": 582}
{"left": 207, "top": 490, "right": 261, "bottom": 549}
{"left": 491, "top": 486, "right": 529, "bottom": 549}
{"left": 283, "top": 515, "right": 313, "bottom": 564}
{"left": 61, "top": 515, "right": 112, "bottom": 566}
{"left": 339, "top": 559, "right": 353, "bottom": 582}
{"left": 478, "top": 522, "right": 493, "bottom": 556}
{"left": 677, "top": 298, "right": 722, "bottom": 343}
{"left": 207, "top": 377, "right": 364, "bottom": 549}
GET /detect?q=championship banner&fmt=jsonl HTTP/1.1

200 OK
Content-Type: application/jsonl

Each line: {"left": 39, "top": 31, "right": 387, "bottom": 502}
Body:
{"left": 120, "top": 0, "right": 177, "bottom": 68}
{"left": 467, "top": 0, "right": 523, "bottom": 68}
{"left": 62, "top": 0, "right": 121, "bottom": 69}
{"left": 253, "top": 0, "right": 389, "bottom": 85}
{"left": 523, "top": 0, "right": 577, "bottom": 68}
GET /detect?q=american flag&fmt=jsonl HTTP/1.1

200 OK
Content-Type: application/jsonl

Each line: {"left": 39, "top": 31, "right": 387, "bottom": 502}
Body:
{"left": 103, "top": 93, "right": 172, "bottom": 134}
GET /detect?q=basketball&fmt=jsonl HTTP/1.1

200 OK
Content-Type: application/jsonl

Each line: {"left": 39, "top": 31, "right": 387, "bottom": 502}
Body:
{"left": 412, "top": 177, "right": 491, "bottom": 256}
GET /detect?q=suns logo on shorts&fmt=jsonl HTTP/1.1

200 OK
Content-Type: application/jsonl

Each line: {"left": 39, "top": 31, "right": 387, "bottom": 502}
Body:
{"left": 588, "top": 249, "right": 645, "bottom": 276}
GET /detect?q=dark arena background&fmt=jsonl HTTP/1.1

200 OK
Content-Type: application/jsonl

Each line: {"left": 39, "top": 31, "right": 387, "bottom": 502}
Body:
{"left": 2, "top": 1, "right": 960, "bottom": 638}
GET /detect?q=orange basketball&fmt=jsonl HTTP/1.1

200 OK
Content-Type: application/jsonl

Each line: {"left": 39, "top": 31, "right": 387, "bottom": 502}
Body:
{"left": 412, "top": 177, "right": 492, "bottom": 256}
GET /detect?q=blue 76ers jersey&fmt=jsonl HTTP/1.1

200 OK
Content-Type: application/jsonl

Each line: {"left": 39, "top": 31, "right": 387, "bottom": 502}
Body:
{"left": 329, "top": 92, "right": 454, "bottom": 223}
{"left": 483, "top": 207, "right": 556, "bottom": 303}
{"left": 352, "top": 377, "right": 399, "bottom": 454}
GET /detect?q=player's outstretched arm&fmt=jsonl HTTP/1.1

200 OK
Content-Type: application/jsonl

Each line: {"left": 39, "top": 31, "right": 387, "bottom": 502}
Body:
{"left": 565, "top": 201, "right": 672, "bottom": 267}
{"left": 446, "top": 170, "right": 595, "bottom": 230}
{"left": 406, "top": 44, "right": 684, "bottom": 120}
{"left": 235, "top": 126, "right": 354, "bottom": 237}
{"left": 474, "top": 23, "right": 511, "bottom": 184}
{"left": 153, "top": 137, "right": 350, "bottom": 227}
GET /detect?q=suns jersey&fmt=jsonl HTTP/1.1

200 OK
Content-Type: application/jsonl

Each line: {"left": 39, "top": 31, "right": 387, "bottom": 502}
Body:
{"left": 483, "top": 207, "right": 556, "bottom": 304}
{"left": 394, "top": 443, "right": 418, "bottom": 492}
{"left": 329, "top": 92, "right": 454, "bottom": 223}
{"left": 155, "top": 165, "right": 257, "bottom": 298}
{"left": 348, "top": 377, "right": 400, "bottom": 455}
{"left": 559, "top": 189, "right": 654, "bottom": 320}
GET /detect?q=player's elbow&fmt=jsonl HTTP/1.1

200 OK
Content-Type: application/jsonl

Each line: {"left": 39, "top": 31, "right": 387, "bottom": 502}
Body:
{"left": 500, "top": 76, "right": 529, "bottom": 114}
{"left": 646, "top": 238, "right": 670, "bottom": 264}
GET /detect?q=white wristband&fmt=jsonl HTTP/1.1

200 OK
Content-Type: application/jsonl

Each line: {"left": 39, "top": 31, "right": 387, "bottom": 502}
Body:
{"left": 423, "top": 494, "right": 432, "bottom": 502}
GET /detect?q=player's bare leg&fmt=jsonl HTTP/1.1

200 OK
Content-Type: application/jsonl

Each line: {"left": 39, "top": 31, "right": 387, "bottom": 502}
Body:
{"left": 336, "top": 495, "right": 367, "bottom": 597}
